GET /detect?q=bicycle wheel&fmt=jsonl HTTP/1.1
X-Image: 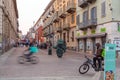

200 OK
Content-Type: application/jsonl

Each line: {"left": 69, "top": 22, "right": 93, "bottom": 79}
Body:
{"left": 18, "top": 56, "right": 26, "bottom": 64}
{"left": 30, "top": 56, "right": 39, "bottom": 64}
{"left": 79, "top": 64, "right": 90, "bottom": 74}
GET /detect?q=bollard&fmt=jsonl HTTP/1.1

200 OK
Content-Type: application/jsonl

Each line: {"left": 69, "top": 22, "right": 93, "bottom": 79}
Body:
{"left": 48, "top": 47, "right": 52, "bottom": 55}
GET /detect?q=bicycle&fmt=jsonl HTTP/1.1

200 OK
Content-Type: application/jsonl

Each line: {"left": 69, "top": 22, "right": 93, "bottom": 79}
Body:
{"left": 79, "top": 55, "right": 104, "bottom": 74}
{"left": 17, "top": 52, "right": 39, "bottom": 64}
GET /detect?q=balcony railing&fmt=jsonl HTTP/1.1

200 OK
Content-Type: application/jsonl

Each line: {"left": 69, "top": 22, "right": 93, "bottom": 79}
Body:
{"left": 78, "top": 23, "right": 84, "bottom": 29}
{"left": 56, "top": 27, "right": 62, "bottom": 33}
{"left": 53, "top": 12, "right": 59, "bottom": 23}
{"left": 78, "top": 18, "right": 97, "bottom": 29}
{"left": 88, "top": 18, "right": 97, "bottom": 27}
{"left": 86, "top": 0, "right": 96, "bottom": 3}
{"left": 50, "top": 25, "right": 55, "bottom": 34}
{"left": 63, "top": 23, "right": 70, "bottom": 31}
{"left": 66, "top": 0, "right": 76, "bottom": 13}
{"left": 59, "top": 8, "right": 66, "bottom": 18}
{"left": 78, "top": 0, "right": 88, "bottom": 8}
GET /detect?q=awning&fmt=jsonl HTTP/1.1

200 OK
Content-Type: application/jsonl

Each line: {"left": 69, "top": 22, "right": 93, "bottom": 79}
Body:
{"left": 76, "top": 33, "right": 107, "bottom": 39}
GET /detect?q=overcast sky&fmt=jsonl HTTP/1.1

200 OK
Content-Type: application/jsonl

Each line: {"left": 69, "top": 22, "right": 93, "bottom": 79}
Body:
{"left": 17, "top": 0, "right": 51, "bottom": 35}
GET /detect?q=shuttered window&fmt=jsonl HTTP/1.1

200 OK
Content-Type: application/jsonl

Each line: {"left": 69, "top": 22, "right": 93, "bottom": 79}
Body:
{"left": 101, "top": 1, "right": 106, "bottom": 17}
{"left": 83, "top": 11, "right": 88, "bottom": 25}
{"left": 71, "top": 14, "right": 75, "bottom": 24}
{"left": 76, "top": 15, "right": 80, "bottom": 25}
{"left": 91, "top": 7, "right": 97, "bottom": 19}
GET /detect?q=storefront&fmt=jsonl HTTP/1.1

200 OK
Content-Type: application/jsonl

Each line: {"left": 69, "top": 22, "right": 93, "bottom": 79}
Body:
{"left": 77, "top": 33, "right": 107, "bottom": 54}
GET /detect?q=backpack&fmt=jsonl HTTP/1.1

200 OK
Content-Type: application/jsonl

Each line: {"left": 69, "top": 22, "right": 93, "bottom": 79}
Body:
{"left": 101, "top": 48, "right": 105, "bottom": 58}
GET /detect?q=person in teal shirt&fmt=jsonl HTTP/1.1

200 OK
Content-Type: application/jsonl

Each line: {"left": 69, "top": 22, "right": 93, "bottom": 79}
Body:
{"left": 25, "top": 42, "right": 38, "bottom": 59}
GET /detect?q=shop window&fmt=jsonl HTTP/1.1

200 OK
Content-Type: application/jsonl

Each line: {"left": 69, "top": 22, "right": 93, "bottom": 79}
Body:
{"left": 87, "top": 41, "right": 92, "bottom": 50}
{"left": 79, "top": 41, "right": 83, "bottom": 50}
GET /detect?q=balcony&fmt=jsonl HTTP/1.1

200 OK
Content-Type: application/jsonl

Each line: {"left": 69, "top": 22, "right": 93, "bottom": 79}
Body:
{"left": 88, "top": 18, "right": 97, "bottom": 27}
{"left": 78, "top": 0, "right": 88, "bottom": 8}
{"left": 78, "top": 19, "right": 97, "bottom": 29}
{"left": 78, "top": 21, "right": 88, "bottom": 29}
{"left": 63, "top": 23, "right": 70, "bottom": 31}
{"left": 57, "top": 27, "right": 62, "bottom": 33}
{"left": 86, "top": 0, "right": 96, "bottom": 3}
{"left": 78, "top": 23, "right": 84, "bottom": 29}
{"left": 59, "top": 8, "right": 66, "bottom": 18}
{"left": 66, "top": 1, "right": 76, "bottom": 13}
{"left": 50, "top": 26, "right": 55, "bottom": 34}
{"left": 43, "top": 32, "right": 48, "bottom": 37}
{"left": 53, "top": 12, "right": 59, "bottom": 23}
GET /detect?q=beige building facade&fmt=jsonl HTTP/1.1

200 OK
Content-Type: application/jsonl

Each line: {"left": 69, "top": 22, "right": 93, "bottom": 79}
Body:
{"left": 0, "top": 0, "right": 19, "bottom": 54}
{"left": 42, "top": 0, "right": 77, "bottom": 50}
{"left": 76, "top": 0, "right": 120, "bottom": 54}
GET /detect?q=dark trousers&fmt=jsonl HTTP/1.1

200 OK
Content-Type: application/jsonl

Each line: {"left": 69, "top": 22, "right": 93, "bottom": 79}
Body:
{"left": 26, "top": 52, "right": 33, "bottom": 59}
{"left": 93, "top": 56, "right": 103, "bottom": 69}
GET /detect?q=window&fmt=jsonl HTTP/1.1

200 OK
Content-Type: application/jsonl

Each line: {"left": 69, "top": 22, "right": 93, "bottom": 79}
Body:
{"left": 67, "top": 16, "right": 70, "bottom": 23}
{"left": 63, "top": 19, "right": 65, "bottom": 26}
{"left": 76, "top": 15, "right": 80, "bottom": 25}
{"left": 72, "top": 31, "right": 74, "bottom": 42}
{"left": 101, "top": 1, "right": 106, "bottom": 17}
{"left": 83, "top": 11, "right": 88, "bottom": 25}
{"left": 63, "top": 5, "right": 65, "bottom": 12}
{"left": 67, "top": 31, "right": 69, "bottom": 42}
{"left": 71, "top": 14, "right": 75, "bottom": 24}
{"left": 118, "top": 23, "right": 120, "bottom": 32}
{"left": 91, "top": 7, "right": 97, "bottom": 19}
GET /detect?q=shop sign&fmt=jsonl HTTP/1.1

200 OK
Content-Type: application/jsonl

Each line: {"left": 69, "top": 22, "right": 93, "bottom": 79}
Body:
{"left": 100, "top": 28, "right": 106, "bottom": 33}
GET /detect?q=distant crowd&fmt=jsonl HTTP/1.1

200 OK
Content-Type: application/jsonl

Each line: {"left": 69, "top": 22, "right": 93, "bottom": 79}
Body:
{"left": 12, "top": 39, "right": 51, "bottom": 50}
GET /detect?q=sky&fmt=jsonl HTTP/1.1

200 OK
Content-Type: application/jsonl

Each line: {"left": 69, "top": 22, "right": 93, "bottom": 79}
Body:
{"left": 17, "top": 0, "right": 51, "bottom": 35}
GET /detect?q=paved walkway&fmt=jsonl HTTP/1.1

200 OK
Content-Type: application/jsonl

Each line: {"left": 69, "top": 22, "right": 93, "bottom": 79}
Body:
{"left": 0, "top": 47, "right": 120, "bottom": 80}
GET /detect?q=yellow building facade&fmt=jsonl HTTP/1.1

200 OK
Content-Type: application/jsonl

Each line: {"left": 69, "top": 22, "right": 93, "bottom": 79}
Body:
{"left": 42, "top": 0, "right": 77, "bottom": 51}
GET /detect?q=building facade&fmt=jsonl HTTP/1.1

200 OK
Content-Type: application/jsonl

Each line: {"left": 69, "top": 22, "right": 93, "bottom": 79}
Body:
{"left": 76, "top": 0, "right": 120, "bottom": 54}
{"left": 42, "top": 0, "right": 77, "bottom": 50}
{"left": 33, "top": 18, "right": 44, "bottom": 44}
{"left": 0, "top": 0, "right": 19, "bottom": 54}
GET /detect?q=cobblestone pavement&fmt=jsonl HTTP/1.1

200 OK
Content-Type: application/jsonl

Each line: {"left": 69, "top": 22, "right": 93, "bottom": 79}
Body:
{"left": 0, "top": 47, "right": 120, "bottom": 80}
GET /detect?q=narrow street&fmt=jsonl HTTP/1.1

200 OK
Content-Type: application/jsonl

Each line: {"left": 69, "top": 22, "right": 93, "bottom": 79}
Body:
{"left": 0, "top": 47, "right": 120, "bottom": 80}
{"left": 0, "top": 47, "right": 96, "bottom": 80}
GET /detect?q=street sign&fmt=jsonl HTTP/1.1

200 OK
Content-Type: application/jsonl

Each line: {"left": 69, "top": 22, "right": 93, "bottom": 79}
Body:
{"left": 104, "top": 43, "right": 116, "bottom": 80}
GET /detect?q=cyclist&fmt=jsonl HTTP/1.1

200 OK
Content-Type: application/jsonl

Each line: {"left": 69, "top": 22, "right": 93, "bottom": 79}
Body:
{"left": 24, "top": 42, "right": 38, "bottom": 60}
{"left": 93, "top": 43, "right": 103, "bottom": 71}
